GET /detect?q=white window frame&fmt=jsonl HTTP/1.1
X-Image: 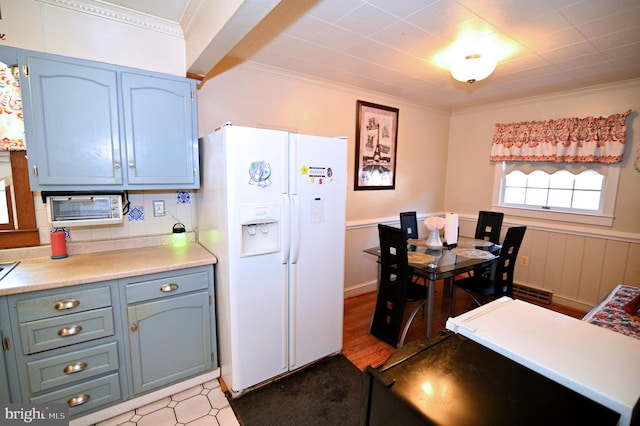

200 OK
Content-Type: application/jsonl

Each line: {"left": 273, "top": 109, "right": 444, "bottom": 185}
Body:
{"left": 492, "top": 161, "right": 619, "bottom": 226}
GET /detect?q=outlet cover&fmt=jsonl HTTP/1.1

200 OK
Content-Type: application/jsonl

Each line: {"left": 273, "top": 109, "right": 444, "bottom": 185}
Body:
{"left": 153, "top": 200, "right": 165, "bottom": 217}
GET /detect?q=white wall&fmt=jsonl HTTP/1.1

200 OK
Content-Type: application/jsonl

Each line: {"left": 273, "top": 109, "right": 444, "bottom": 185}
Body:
{"left": 1, "top": 0, "right": 185, "bottom": 75}
{"left": 445, "top": 80, "right": 640, "bottom": 233}
{"left": 445, "top": 80, "right": 640, "bottom": 310}
{"left": 197, "top": 64, "right": 451, "bottom": 222}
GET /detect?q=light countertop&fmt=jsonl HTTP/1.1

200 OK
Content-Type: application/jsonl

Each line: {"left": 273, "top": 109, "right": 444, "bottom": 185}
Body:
{"left": 0, "top": 238, "right": 217, "bottom": 296}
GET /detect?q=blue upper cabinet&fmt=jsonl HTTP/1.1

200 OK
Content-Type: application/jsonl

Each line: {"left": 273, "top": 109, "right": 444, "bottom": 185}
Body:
{"left": 121, "top": 72, "right": 199, "bottom": 188}
{"left": 18, "top": 50, "right": 199, "bottom": 191}
{"left": 21, "top": 53, "right": 123, "bottom": 187}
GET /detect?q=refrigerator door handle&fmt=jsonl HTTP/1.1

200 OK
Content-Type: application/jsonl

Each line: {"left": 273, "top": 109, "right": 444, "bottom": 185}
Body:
{"left": 290, "top": 194, "right": 301, "bottom": 264}
{"left": 282, "top": 194, "right": 290, "bottom": 264}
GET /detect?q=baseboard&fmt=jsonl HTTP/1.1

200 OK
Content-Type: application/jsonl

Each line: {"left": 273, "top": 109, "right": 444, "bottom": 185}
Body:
{"left": 344, "top": 280, "right": 376, "bottom": 299}
{"left": 547, "top": 294, "right": 594, "bottom": 312}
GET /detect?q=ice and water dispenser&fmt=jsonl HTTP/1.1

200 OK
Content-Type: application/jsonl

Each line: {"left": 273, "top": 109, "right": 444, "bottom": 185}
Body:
{"left": 239, "top": 203, "right": 280, "bottom": 256}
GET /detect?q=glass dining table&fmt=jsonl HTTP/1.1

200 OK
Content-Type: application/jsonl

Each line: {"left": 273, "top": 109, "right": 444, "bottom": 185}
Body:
{"left": 364, "top": 237, "right": 500, "bottom": 338}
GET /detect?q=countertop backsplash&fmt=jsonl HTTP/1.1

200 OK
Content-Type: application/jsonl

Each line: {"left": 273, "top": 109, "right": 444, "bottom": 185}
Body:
{"left": 0, "top": 232, "right": 196, "bottom": 262}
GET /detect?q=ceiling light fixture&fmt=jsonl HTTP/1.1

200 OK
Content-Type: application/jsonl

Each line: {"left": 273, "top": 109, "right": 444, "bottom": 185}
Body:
{"left": 450, "top": 53, "right": 496, "bottom": 84}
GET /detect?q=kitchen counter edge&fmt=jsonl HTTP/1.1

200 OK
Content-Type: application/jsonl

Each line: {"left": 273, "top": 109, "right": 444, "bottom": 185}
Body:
{"left": 0, "top": 242, "right": 217, "bottom": 296}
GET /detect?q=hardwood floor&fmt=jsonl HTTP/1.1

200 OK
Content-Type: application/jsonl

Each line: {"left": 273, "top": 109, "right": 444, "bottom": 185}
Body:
{"left": 341, "top": 279, "right": 587, "bottom": 371}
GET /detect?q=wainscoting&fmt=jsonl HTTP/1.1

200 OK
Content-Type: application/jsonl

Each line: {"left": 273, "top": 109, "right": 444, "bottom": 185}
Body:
{"left": 344, "top": 213, "right": 640, "bottom": 312}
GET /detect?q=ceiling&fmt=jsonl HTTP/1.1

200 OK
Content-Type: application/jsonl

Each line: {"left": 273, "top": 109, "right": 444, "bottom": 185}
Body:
{"left": 97, "top": 0, "right": 640, "bottom": 111}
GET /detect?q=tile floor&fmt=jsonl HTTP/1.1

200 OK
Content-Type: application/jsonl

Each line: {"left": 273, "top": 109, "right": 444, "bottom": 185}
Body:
{"left": 95, "top": 380, "right": 239, "bottom": 426}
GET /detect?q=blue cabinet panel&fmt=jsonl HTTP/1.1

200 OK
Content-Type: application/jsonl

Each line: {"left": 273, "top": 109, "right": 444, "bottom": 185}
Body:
{"left": 3, "top": 265, "right": 216, "bottom": 418}
{"left": 20, "top": 53, "right": 123, "bottom": 187}
{"left": 122, "top": 72, "right": 199, "bottom": 187}
{"left": 7, "top": 280, "right": 128, "bottom": 418}
{"left": 127, "top": 291, "right": 212, "bottom": 394}
{"left": 0, "top": 297, "right": 13, "bottom": 403}
{"left": 15, "top": 48, "right": 199, "bottom": 191}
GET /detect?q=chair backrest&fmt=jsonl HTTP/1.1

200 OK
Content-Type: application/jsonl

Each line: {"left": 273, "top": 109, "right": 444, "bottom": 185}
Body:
{"left": 492, "top": 226, "right": 526, "bottom": 298}
{"left": 370, "top": 224, "right": 410, "bottom": 345}
{"left": 399, "top": 211, "right": 418, "bottom": 240}
{"left": 475, "top": 211, "right": 504, "bottom": 244}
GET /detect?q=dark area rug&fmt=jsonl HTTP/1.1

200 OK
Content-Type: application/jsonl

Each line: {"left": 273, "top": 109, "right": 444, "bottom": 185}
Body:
{"left": 229, "top": 355, "right": 362, "bottom": 425}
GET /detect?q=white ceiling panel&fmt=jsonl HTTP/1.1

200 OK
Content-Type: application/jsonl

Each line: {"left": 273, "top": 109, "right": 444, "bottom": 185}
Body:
{"left": 92, "top": 0, "right": 640, "bottom": 111}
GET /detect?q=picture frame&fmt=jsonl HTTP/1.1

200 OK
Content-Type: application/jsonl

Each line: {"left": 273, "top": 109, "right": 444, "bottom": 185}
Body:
{"left": 354, "top": 100, "right": 399, "bottom": 190}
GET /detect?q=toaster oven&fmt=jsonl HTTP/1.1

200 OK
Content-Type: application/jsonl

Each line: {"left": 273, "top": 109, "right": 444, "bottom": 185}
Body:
{"left": 45, "top": 192, "right": 124, "bottom": 227}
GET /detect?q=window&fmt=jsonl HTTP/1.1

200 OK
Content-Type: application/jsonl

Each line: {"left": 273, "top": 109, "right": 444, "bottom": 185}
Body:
{"left": 504, "top": 168, "right": 604, "bottom": 211}
{"left": 0, "top": 58, "right": 40, "bottom": 248}
{"left": 493, "top": 162, "right": 619, "bottom": 226}
{"left": 0, "top": 177, "right": 10, "bottom": 225}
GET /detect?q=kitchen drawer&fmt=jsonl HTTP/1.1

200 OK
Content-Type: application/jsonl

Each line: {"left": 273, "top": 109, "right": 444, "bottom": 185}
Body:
{"left": 27, "top": 341, "right": 119, "bottom": 393}
{"left": 16, "top": 286, "right": 112, "bottom": 322}
{"left": 31, "top": 373, "right": 121, "bottom": 418}
{"left": 19, "top": 307, "right": 115, "bottom": 355}
{"left": 125, "top": 269, "right": 209, "bottom": 303}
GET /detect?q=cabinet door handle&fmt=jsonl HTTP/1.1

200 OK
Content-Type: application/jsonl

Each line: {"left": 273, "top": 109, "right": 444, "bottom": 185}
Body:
{"left": 160, "top": 283, "right": 179, "bottom": 292}
{"left": 64, "top": 362, "right": 88, "bottom": 375}
{"left": 58, "top": 325, "right": 83, "bottom": 337}
{"left": 54, "top": 299, "right": 80, "bottom": 311}
{"left": 67, "top": 394, "right": 90, "bottom": 407}
{"left": 130, "top": 323, "right": 138, "bottom": 332}
{"left": 128, "top": 162, "right": 135, "bottom": 168}
{"left": 114, "top": 162, "right": 121, "bottom": 169}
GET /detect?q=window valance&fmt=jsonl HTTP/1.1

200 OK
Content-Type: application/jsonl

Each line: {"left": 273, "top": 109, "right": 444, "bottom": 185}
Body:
{"left": 490, "top": 110, "right": 632, "bottom": 164}
{"left": 1, "top": 62, "right": 26, "bottom": 151}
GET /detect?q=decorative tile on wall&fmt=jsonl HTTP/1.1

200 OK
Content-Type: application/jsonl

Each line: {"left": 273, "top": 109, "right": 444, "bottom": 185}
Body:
{"left": 177, "top": 191, "right": 191, "bottom": 204}
{"left": 128, "top": 206, "right": 144, "bottom": 221}
{"left": 52, "top": 227, "right": 70, "bottom": 240}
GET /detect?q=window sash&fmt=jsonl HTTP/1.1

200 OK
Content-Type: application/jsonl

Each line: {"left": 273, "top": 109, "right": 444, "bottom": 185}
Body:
{"left": 492, "top": 162, "right": 619, "bottom": 226}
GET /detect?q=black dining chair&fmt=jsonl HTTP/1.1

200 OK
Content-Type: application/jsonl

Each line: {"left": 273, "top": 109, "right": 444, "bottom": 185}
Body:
{"left": 400, "top": 211, "right": 419, "bottom": 240}
{"left": 399, "top": 211, "right": 428, "bottom": 285}
{"left": 475, "top": 211, "right": 504, "bottom": 244}
{"left": 451, "top": 226, "right": 527, "bottom": 316}
{"left": 442, "top": 211, "right": 503, "bottom": 303}
{"left": 370, "top": 224, "right": 429, "bottom": 347}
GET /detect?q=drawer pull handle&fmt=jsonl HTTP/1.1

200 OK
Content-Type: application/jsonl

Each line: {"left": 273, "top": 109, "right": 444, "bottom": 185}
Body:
{"left": 54, "top": 299, "right": 80, "bottom": 311}
{"left": 67, "top": 393, "right": 90, "bottom": 407}
{"left": 58, "top": 325, "right": 83, "bottom": 337}
{"left": 160, "top": 283, "right": 179, "bottom": 292}
{"left": 64, "top": 362, "right": 88, "bottom": 375}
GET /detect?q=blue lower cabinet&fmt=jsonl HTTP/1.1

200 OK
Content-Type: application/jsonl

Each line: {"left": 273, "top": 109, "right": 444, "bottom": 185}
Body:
{"left": 31, "top": 373, "right": 122, "bottom": 418}
{"left": 7, "top": 281, "right": 127, "bottom": 418}
{"left": 127, "top": 291, "right": 212, "bottom": 394}
{"left": 4, "top": 265, "right": 217, "bottom": 418}
{"left": 122, "top": 266, "right": 216, "bottom": 395}
{"left": 0, "top": 297, "right": 13, "bottom": 403}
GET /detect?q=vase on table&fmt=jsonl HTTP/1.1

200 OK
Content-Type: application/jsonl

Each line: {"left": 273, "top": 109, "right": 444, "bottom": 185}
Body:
{"left": 426, "top": 228, "right": 443, "bottom": 250}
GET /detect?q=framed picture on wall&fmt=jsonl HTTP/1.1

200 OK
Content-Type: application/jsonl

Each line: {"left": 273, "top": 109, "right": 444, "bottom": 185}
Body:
{"left": 354, "top": 100, "right": 399, "bottom": 190}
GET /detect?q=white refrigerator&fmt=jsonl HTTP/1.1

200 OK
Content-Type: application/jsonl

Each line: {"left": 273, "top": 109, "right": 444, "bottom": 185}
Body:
{"left": 197, "top": 124, "right": 347, "bottom": 395}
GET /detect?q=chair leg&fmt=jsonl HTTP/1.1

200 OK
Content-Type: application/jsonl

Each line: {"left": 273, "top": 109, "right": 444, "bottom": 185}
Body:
{"left": 398, "top": 299, "right": 428, "bottom": 348}
{"left": 451, "top": 285, "right": 457, "bottom": 317}
{"left": 441, "top": 277, "right": 452, "bottom": 308}
{"left": 452, "top": 287, "right": 483, "bottom": 317}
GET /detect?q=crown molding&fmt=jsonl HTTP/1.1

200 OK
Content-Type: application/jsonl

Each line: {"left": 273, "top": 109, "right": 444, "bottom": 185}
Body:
{"left": 36, "top": 0, "right": 185, "bottom": 38}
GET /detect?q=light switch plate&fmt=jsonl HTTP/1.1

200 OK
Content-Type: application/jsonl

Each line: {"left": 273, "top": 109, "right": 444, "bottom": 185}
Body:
{"left": 153, "top": 200, "right": 165, "bottom": 217}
